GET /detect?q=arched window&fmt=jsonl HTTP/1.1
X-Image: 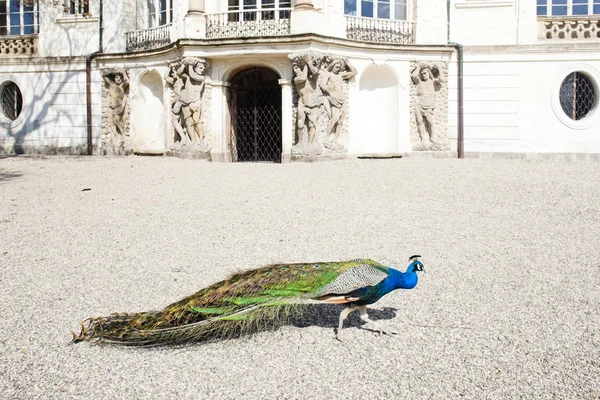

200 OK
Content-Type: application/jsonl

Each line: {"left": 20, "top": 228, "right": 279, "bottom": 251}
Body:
{"left": 344, "top": 0, "right": 407, "bottom": 20}
{"left": 0, "top": 0, "right": 39, "bottom": 35}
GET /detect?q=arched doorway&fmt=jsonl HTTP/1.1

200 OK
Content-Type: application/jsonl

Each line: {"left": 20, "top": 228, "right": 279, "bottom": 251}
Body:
{"left": 131, "top": 70, "right": 165, "bottom": 154}
{"left": 228, "top": 67, "right": 282, "bottom": 162}
{"left": 354, "top": 65, "right": 400, "bottom": 153}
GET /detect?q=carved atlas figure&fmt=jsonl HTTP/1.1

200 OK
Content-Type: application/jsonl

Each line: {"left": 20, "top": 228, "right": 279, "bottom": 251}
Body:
{"left": 411, "top": 62, "right": 445, "bottom": 148}
{"left": 71, "top": 255, "right": 425, "bottom": 345}
{"left": 102, "top": 69, "right": 129, "bottom": 138}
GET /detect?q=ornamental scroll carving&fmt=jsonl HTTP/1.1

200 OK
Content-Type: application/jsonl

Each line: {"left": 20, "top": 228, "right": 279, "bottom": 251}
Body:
{"left": 101, "top": 68, "right": 131, "bottom": 150}
{"left": 410, "top": 61, "right": 450, "bottom": 151}
{"left": 165, "top": 57, "right": 211, "bottom": 153}
{"left": 288, "top": 52, "right": 357, "bottom": 156}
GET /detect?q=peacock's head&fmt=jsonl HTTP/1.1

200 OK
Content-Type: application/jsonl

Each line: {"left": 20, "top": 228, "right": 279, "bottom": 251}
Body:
{"left": 408, "top": 255, "right": 425, "bottom": 273}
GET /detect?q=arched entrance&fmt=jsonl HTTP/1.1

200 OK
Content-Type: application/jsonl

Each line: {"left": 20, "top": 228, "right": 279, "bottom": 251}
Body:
{"left": 228, "top": 67, "right": 282, "bottom": 163}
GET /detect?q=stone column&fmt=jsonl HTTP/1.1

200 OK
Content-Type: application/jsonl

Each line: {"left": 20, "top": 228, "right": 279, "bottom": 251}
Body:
{"left": 279, "top": 79, "right": 294, "bottom": 163}
{"left": 211, "top": 80, "right": 229, "bottom": 162}
{"left": 185, "top": 0, "right": 206, "bottom": 38}
{"left": 187, "top": 0, "right": 205, "bottom": 14}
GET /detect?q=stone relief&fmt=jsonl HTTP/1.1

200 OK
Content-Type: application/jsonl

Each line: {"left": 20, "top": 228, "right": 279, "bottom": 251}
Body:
{"left": 288, "top": 52, "right": 357, "bottom": 156}
{"left": 410, "top": 61, "right": 449, "bottom": 151}
{"left": 165, "top": 57, "right": 210, "bottom": 153}
{"left": 101, "top": 68, "right": 130, "bottom": 149}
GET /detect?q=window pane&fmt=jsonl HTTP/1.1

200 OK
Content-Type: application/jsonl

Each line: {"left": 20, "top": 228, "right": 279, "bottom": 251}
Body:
{"left": 9, "top": 12, "right": 19, "bottom": 27}
{"left": 9, "top": 0, "right": 20, "bottom": 13}
{"left": 572, "top": 4, "right": 588, "bottom": 14}
{"left": 394, "top": 2, "right": 406, "bottom": 19}
{"left": 9, "top": 25, "right": 20, "bottom": 34}
{"left": 361, "top": 0, "right": 373, "bottom": 17}
{"left": 244, "top": 0, "right": 257, "bottom": 8}
{"left": 536, "top": 0, "right": 547, "bottom": 4}
{"left": 551, "top": 5, "right": 568, "bottom": 15}
{"left": 377, "top": 0, "right": 390, "bottom": 19}
{"left": 553, "top": 0, "right": 567, "bottom": 4}
{"left": 262, "top": 0, "right": 275, "bottom": 7}
{"left": 280, "top": 1, "right": 291, "bottom": 7}
{"left": 537, "top": 5, "right": 547, "bottom": 15}
{"left": 344, "top": 0, "right": 357, "bottom": 15}
{"left": 595, "top": 4, "right": 600, "bottom": 14}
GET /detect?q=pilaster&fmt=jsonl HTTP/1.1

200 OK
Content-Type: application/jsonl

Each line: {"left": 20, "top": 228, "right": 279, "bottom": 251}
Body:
{"left": 279, "top": 79, "right": 293, "bottom": 163}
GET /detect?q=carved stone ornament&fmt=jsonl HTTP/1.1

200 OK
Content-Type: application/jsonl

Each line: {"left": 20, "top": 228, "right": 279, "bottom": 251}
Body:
{"left": 410, "top": 61, "right": 450, "bottom": 151}
{"left": 101, "top": 67, "right": 131, "bottom": 151}
{"left": 288, "top": 52, "right": 357, "bottom": 156}
{"left": 165, "top": 57, "right": 211, "bottom": 154}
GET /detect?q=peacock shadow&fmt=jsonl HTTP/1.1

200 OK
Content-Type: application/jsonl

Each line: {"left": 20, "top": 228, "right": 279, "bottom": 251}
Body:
{"left": 165, "top": 305, "right": 399, "bottom": 348}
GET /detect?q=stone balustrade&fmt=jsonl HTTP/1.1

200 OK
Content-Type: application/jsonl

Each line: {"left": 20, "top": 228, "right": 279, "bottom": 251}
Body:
{"left": 538, "top": 17, "right": 600, "bottom": 41}
{"left": 0, "top": 35, "right": 38, "bottom": 55}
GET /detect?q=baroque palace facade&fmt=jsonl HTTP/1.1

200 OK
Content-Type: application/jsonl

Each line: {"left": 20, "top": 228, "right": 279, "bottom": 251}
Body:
{"left": 0, "top": 0, "right": 599, "bottom": 160}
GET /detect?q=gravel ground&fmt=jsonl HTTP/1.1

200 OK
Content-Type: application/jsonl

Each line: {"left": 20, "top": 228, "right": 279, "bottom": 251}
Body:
{"left": 0, "top": 155, "right": 599, "bottom": 400}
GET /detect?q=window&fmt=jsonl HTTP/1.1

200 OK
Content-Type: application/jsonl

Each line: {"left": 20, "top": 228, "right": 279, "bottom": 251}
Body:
{"left": 0, "top": 0, "right": 39, "bottom": 35}
{"left": 344, "top": 0, "right": 407, "bottom": 20}
{"left": 559, "top": 72, "right": 597, "bottom": 120}
{"left": 1, "top": 82, "right": 23, "bottom": 121}
{"left": 227, "top": 0, "right": 291, "bottom": 21}
{"left": 140, "top": 0, "right": 172, "bottom": 29}
{"left": 63, "top": 0, "right": 89, "bottom": 16}
{"left": 537, "top": 0, "right": 600, "bottom": 16}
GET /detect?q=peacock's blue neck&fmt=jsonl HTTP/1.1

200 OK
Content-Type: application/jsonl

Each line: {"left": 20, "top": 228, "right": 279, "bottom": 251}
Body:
{"left": 385, "top": 266, "right": 419, "bottom": 292}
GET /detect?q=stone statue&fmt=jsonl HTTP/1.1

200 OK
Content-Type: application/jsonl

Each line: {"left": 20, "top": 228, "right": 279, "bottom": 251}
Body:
{"left": 411, "top": 62, "right": 446, "bottom": 150}
{"left": 289, "top": 54, "right": 325, "bottom": 155}
{"left": 319, "top": 58, "right": 357, "bottom": 152}
{"left": 102, "top": 68, "right": 129, "bottom": 139}
{"left": 288, "top": 52, "right": 355, "bottom": 156}
{"left": 165, "top": 61, "right": 186, "bottom": 143}
{"left": 165, "top": 57, "right": 210, "bottom": 151}
{"left": 178, "top": 57, "right": 207, "bottom": 143}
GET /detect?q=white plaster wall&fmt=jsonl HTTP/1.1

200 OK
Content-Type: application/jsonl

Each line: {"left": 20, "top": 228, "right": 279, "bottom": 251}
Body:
{"left": 449, "top": 0, "right": 519, "bottom": 46}
{"left": 0, "top": 64, "right": 101, "bottom": 154}
{"left": 450, "top": 48, "right": 600, "bottom": 153}
{"left": 413, "top": 0, "right": 448, "bottom": 45}
{"left": 38, "top": 2, "right": 100, "bottom": 57}
{"left": 103, "top": 0, "right": 127, "bottom": 53}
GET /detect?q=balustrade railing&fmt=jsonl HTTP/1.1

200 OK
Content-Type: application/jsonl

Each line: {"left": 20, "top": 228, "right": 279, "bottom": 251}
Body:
{"left": 0, "top": 35, "right": 38, "bottom": 55}
{"left": 206, "top": 8, "right": 292, "bottom": 39}
{"left": 125, "top": 24, "right": 172, "bottom": 52}
{"left": 538, "top": 17, "right": 600, "bottom": 41}
{"left": 346, "top": 16, "right": 415, "bottom": 44}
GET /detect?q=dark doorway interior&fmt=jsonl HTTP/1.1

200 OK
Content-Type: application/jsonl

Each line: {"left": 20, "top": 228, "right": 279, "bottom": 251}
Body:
{"left": 229, "top": 67, "right": 282, "bottom": 163}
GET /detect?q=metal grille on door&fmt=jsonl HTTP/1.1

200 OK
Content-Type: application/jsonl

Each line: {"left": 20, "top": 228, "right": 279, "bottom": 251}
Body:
{"left": 229, "top": 68, "right": 282, "bottom": 163}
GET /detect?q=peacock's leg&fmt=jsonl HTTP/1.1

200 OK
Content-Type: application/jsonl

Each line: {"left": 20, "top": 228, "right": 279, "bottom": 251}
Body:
{"left": 335, "top": 305, "right": 357, "bottom": 342}
{"left": 358, "top": 305, "right": 397, "bottom": 336}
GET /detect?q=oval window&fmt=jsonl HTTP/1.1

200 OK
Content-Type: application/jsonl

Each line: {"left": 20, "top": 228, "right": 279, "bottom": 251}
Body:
{"left": 1, "top": 82, "right": 23, "bottom": 121}
{"left": 559, "top": 72, "right": 597, "bottom": 121}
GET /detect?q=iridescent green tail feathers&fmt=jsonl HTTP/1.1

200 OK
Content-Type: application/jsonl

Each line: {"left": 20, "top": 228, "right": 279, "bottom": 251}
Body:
{"left": 71, "top": 259, "right": 391, "bottom": 346}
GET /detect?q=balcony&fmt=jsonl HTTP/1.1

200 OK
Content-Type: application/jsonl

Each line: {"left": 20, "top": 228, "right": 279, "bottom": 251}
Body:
{"left": 346, "top": 16, "right": 415, "bottom": 45}
{"left": 206, "top": 8, "right": 292, "bottom": 39}
{"left": 0, "top": 35, "right": 38, "bottom": 56}
{"left": 538, "top": 16, "right": 600, "bottom": 41}
{"left": 125, "top": 24, "right": 172, "bottom": 52}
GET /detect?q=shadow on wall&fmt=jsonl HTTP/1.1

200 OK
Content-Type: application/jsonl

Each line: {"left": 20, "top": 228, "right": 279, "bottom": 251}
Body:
{"left": 2, "top": 13, "right": 94, "bottom": 155}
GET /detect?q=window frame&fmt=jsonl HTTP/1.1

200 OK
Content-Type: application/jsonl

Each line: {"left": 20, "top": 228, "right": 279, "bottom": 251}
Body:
{"left": 344, "top": 0, "right": 409, "bottom": 21}
{"left": 537, "top": 0, "right": 600, "bottom": 17}
{"left": 0, "top": 0, "right": 39, "bottom": 36}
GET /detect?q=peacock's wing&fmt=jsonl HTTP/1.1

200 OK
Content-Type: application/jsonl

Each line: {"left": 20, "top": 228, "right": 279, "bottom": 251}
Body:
{"left": 74, "top": 259, "right": 387, "bottom": 345}
{"left": 309, "top": 260, "right": 390, "bottom": 302}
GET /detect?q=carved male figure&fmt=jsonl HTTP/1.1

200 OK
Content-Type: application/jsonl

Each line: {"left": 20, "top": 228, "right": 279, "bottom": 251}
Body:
{"left": 411, "top": 63, "right": 445, "bottom": 147}
{"left": 177, "top": 58, "right": 207, "bottom": 142}
{"left": 291, "top": 54, "right": 324, "bottom": 153}
{"left": 102, "top": 69, "right": 129, "bottom": 137}
{"left": 319, "top": 58, "right": 357, "bottom": 150}
{"left": 165, "top": 62, "right": 186, "bottom": 142}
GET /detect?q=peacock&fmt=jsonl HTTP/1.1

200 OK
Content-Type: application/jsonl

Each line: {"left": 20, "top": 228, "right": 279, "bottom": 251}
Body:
{"left": 71, "top": 255, "right": 425, "bottom": 346}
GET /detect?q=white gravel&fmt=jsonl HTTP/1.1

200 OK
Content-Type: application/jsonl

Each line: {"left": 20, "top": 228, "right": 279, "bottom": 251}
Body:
{"left": 0, "top": 155, "right": 599, "bottom": 400}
